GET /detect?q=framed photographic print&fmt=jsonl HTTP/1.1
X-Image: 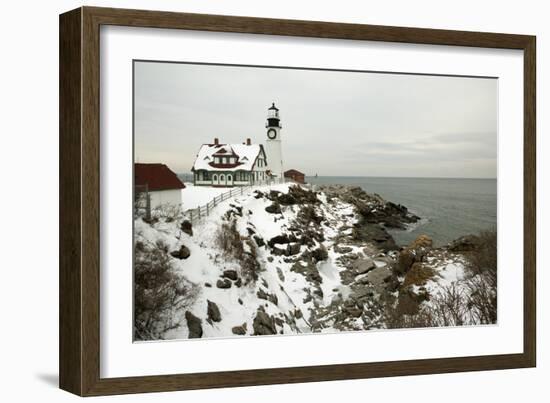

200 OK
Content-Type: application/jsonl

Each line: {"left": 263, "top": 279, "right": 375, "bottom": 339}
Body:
{"left": 59, "top": 6, "right": 536, "bottom": 396}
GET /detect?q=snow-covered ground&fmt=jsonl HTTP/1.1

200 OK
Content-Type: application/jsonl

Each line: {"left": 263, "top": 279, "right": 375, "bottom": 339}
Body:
{"left": 136, "top": 182, "right": 491, "bottom": 340}
{"left": 180, "top": 183, "right": 228, "bottom": 210}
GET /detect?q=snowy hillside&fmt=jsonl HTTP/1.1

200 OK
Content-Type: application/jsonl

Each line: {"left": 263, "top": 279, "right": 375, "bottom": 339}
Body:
{"left": 134, "top": 183, "right": 496, "bottom": 340}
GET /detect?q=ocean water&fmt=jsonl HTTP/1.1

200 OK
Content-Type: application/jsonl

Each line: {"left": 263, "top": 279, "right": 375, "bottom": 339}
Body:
{"left": 308, "top": 176, "right": 497, "bottom": 247}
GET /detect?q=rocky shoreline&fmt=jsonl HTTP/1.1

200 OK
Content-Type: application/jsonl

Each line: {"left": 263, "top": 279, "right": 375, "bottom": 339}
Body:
{"left": 318, "top": 184, "right": 420, "bottom": 251}
{"left": 134, "top": 182, "right": 496, "bottom": 340}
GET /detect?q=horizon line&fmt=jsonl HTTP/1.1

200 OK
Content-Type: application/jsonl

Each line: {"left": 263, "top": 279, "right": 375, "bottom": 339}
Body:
{"left": 176, "top": 173, "right": 496, "bottom": 180}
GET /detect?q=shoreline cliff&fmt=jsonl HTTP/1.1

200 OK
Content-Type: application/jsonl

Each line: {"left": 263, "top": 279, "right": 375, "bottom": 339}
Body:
{"left": 134, "top": 183, "right": 496, "bottom": 340}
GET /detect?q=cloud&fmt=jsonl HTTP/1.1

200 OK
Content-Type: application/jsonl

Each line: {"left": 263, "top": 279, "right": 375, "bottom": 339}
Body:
{"left": 134, "top": 61, "right": 497, "bottom": 178}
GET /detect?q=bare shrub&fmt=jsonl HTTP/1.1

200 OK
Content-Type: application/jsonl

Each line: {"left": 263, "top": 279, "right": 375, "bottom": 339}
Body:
{"left": 464, "top": 229, "right": 497, "bottom": 324}
{"left": 465, "top": 273, "right": 497, "bottom": 324}
{"left": 216, "top": 219, "right": 262, "bottom": 284}
{"left": 466, "top": 229, "right": 497, "bottom": 276}
{"left": 151, "top": 203, "right": 183, "bottom": 223}
{"left": 134, "top": 239, "right": 197, "bottom": 340}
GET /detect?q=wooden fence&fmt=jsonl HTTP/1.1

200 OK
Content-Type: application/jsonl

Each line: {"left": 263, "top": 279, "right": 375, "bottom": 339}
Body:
{"left": 185, "top": 185, "right": 253, "bottom": 222}
{"left": 183, "top": 178, "right": 312, "bottom": 223}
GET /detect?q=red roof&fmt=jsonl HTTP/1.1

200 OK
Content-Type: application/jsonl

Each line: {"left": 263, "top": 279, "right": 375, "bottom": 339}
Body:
{"left": 135, "top": 163, "right": 185, "bottom": 191}
{"left": 284, "top": 169, "right": 305, "bottom": 176}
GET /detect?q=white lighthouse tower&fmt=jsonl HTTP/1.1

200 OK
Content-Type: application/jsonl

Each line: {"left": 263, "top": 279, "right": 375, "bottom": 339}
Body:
{"left": 265, "top": 103, "right": 284, "bottom": 183}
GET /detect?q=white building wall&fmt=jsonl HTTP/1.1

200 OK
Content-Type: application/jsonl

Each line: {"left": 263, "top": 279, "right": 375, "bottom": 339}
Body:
{"left": 149, "top": 189, "right": 182, "bottom": 210}
{"left": 266, "top": 129, "right": 284, "bottom": 182}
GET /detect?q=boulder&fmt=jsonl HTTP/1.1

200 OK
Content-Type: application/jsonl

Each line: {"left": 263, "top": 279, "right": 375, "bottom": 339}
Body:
{"left": 180, "top": 220, "right": 193, "bottom": 236}
{"left": 395, "top": 235, "right": 433, "bottom": 275}
{"left": 253, "top": 310, "right": 277, "bottom": 335}
{"left": 265, "top": 203, "right": 282, "bottom": 214}
{"left": 253, "top": 235, "right": 265, "bottom": 247}
{"left": 268, "top": 234, "right": 291, "bottom": 247}
{"left": 216, "top": 279, "right": 232, "bottom": 289}
{"left": 353, "top": 257, "right": 375, "bottom": 275}
{"left": 345, "top": 306, "right": 363, "bottom": 318}
{"left": 396, "top": 248, "right": 416, "bottom": 275}
{"left": 206, "top": 300, "right": 221, "bottom": 322}
{"left": 272, "top": 245, "right": 286, "bottom": 256}
{"left": 231, "top": 323, "right": 247, "bottom": 335}
{"left": 277, "top": 192, "right": 297, "bottom": 205}
{"left": 312, "top": 246, "right": 329, "bottom": 262}
{"left": 185, "top": 311, "right": 202, "bottom": 338}
{"left": 222, "top": 269, "right": 238, "bottom": 281}
{"left": 170, "top": 244, "right": 191, "bottom": 260}
{"left": 334, "top": 245, "right": 353, "bottom": 254}
{"left": 257, "top": 289, "right": 279, "bottom": 305}
{"left": 287, "top": 242, "right": 301, "bottom": 256}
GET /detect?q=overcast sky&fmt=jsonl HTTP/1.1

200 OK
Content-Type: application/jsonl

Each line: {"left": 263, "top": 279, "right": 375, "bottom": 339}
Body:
{"left": 134, "top": 61, "right": 497, "bottom": 178}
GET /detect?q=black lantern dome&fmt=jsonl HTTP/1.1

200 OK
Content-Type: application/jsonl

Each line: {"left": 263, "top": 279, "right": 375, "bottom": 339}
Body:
{"left": 266, "top": 102, "right": 281, "bottom": 128}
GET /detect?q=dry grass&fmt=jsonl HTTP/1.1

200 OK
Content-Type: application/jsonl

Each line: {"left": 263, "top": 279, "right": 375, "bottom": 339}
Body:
{"left": 401, "top": 263, "right": 436, "bottom": 288}
{"left": 216, "top": 219, "right": 262, "bottom": 284}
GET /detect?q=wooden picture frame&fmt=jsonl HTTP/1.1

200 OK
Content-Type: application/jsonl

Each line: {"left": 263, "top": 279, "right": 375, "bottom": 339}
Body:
{"left": 59, "top": 6, "right": 536, "bottom": 396}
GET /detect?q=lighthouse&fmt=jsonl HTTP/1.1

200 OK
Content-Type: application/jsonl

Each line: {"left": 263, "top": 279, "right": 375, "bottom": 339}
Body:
{"left": 265, "top": 103, "right": 284, "bottom": 183}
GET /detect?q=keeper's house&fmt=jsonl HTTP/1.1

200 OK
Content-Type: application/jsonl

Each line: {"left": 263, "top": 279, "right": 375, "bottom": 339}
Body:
{"left": 191, "top": 138, "right": 270, "bottom": 187}
{"left": 134, "top": 163, "right": 185, "bottom": 209}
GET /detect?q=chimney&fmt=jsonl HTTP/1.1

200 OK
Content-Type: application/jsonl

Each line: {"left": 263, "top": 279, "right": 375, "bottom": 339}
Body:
{"left": 214, "top": 138, "right": 219, "bottom": 145}
{"left": 246, "top": 138, "right": 251, "bottom": 145}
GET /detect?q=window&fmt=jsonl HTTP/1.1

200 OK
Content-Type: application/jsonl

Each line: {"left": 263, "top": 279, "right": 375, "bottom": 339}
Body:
{"left": 213, "top": 174, "right": 218, "bottom": 182}
{"left": 227, "top": 174, "right": 232, "bottom": 183}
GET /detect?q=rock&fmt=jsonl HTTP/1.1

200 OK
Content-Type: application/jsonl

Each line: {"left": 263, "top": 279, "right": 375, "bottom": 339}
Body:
{"left": 246, "top": 227, "right": 256, "bottom": 236}
{"left": 384, "top": 274, "right": 400, "bottom": 293}
{"left": 222, "top": 269, "right": 238, "bottom": 281}
{"left": 207, "top": 300, "right": 221, "bottom": 322}
{"left": 277, "top": 192, "right": 297, "bottom": 205}
{"left": 345, "top": 306, "right": 363, "bottom": 318}
{"left": 365, "top": 266, "right": 392, "bottom": 293}
{"left": 257, "top": 289, "right": 278, "bottom": 305}
{"left": 448, "top": 235, "right": 481, "bottom": 252}
{"left": 353, "top": 258, "right": 375, "bottom": 275}
{"left": 395, "top": 236, "right": 432, "bottom": 275}
{"left": 267, "top": 256, "right": 274, "bottom": 263}
{"left": 170, "top": 244, "right": 191, "bottom": 259}
{"left": 272, "top": 245, "right": 286, "bottom": 256}
{"left": 204, "top": 282, "right": 212, "bottom": 288}
{"left": 253, "top": 235, "right": 265, "bottom": 247}
{"left": 216, "top": 279, "right": 232, "bottom": 289}
{"left": 253, "top": 310, "right": 277, "bottom": 335}
{"left": 294, "top": 309, "right": 303, "bottom": 319}
{"left": 396, "top": 249, "right": 416, "bottom": 275}
{"left": 180, "top": 220, "right": 193, "bottom": 236}
{"left": 312, "top": 246, "right": 329, "bottom": 262}
{"left": 287, "top": 185, "right": 319, "bottom": 204}
{"left": 334, "top": 245, "right": 353, "bottom": 254}
{"left": 234, "top": 278, "right": 242, "bottom": 287}
{"left": 268, "top": 234, "right": 291, "bottom": 247}
{"left": 185, "top": 311, "right": 202, "bottom": 338}
{"left": 232, "top": 323, "right": 247, "bottom": 335}
{"left": 287, "top": 242, "right": 301, "bottom": 256}
{"left": 238, "top": 298, "right": 243, "bottom": 305}
{"left": 276, "top": 267, "right": 285, "bottom": 282}
{"left": 265, "top": 202, "right": 282, "bottom": 214}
